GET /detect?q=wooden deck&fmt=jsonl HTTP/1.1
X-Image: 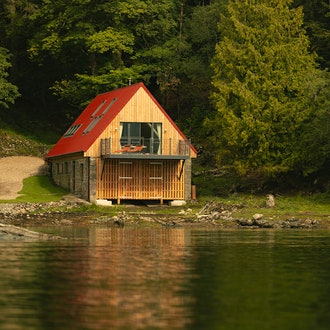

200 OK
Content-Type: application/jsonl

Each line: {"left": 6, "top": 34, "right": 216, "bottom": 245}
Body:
{"left": 100, "top": 138, "right": 191, "bottom": 159}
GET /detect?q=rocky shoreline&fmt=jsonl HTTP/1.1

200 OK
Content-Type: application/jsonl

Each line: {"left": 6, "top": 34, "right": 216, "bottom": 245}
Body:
{"left": 0, "top": 199, "right": 328, "bottom": 240}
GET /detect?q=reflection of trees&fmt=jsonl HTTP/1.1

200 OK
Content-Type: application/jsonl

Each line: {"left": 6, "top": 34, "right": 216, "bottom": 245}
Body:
{"left": 0, "top": 235, "right": 91, "bottom": 330}
{"left": 190, "top": 231, "right": 278, "bottom": 329}
{"left": 190, "top": 230, "right": 330, "bottom": 329}
{"left": 76, "top": 228, "right": 193, "bottom": 329}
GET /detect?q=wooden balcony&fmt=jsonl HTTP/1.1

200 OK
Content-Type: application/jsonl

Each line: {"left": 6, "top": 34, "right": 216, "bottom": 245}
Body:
{"left": 100, "top": 138, "right": 191, "bottom": 160}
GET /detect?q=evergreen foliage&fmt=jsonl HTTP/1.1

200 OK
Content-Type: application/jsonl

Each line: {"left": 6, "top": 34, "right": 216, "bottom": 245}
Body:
{"left": 208, "top": 0, "right": 329, "bottom": 177}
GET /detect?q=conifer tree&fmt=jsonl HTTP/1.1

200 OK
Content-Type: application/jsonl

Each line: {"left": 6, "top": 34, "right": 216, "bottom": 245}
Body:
{"left": 209, "top": 0, "right": 327, "bottom": 176}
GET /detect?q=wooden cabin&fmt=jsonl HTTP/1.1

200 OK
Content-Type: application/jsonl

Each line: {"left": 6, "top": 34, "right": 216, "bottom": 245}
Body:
{"left": 45, "top": 82, "right": 197, "bottom": 204}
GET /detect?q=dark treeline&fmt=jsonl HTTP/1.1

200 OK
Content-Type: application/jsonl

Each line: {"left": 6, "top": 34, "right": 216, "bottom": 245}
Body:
{"left": 0, "top": 0, "right": 329, "bottom": 191}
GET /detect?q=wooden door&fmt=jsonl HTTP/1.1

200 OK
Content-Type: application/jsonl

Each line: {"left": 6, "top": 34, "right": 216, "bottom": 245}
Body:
{"left": 118, "top": 161, "right": 132, "bottom": 201}
{"left": 148, "top": 161, "right": 163, "bottom": 200}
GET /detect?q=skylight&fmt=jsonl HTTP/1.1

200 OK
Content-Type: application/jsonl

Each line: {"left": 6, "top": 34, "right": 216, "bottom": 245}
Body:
{"left": 91, "top": 100, "right": 106, "bottom": 118}
{"left": 102, "top": 98, "right": 117, "bottom": 115}
{"left": 64, "top": 124, "right": 82, "bottom": 137}
{"left": 82, "top": 97, "right": 117, "bottom": 135}
{"left": 83, "top": 116, "right": 102, "bottom": 134}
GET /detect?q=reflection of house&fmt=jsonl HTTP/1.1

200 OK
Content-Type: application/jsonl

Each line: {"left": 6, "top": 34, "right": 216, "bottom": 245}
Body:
{"left": 45, "top": 82, "right": 197, "bottom": 204}
{"left": 79, "top": 228, "right": 191, "bottom": 329}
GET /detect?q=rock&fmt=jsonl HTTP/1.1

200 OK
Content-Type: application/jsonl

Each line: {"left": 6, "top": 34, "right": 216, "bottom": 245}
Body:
{"left": 169, "top": 200, "right": 186, "bottom": 206}
{"left": 253, "top": 213, "right": 263, "bottom": 220}
{"left": 266, "top": 194, "right": 276, "bottom": 208}
{"left": 211, "top": 211, "right": 221, "bottom": 219}
{"left": 236, "top": 219, "right": 254, "bottom": 226}
{"left": 220, "top": 210, "right": 232, "bottom": 219}
{"left": 254, "top": 219, "right": 273, "bottom": 228}
{"left": 95, "top": 199, "right": 113, "bottom": 206}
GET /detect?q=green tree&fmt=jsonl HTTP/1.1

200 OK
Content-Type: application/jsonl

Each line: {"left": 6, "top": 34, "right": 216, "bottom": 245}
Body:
{"left": 155, "top": 0, "right": 227, "bottom": 146}
{"left": 297, "top": 72, "right": 330, "bottom": 176}
{"left": 27, "top": 0, "right": 178, "bottom": 110}
{"left": 208, "top": 0, "right": 328, "bottom": 177}
{"left": 0, "top": 0, "right": 54, "bottom": 120}
{"left": 0, "top": 47, "right": 20, "bottom": 109}
{"left": 294, "top": 0, "right": 330, "bottom": 69}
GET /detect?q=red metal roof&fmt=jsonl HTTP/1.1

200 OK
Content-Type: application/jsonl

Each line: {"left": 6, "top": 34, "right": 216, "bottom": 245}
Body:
{"left": 46, "top": 82, "right": 196, "bottom": 158}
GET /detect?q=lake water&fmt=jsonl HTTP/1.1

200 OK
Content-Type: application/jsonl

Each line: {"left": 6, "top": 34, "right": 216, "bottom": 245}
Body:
{"left": 0, "top": 227, "right": 329, "bottom": 330}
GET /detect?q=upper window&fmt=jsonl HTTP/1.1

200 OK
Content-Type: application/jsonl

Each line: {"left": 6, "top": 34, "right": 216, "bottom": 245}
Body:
{"left": 120, "top": 122, "right": 162, "bottom": 154}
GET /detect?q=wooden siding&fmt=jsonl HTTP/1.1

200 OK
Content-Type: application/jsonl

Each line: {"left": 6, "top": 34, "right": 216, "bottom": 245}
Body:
{"left": 85, "top": 87, "right": 196, "bottom": 158}
{"left": 96, "top": 158, "right": 184, "bottom": 202}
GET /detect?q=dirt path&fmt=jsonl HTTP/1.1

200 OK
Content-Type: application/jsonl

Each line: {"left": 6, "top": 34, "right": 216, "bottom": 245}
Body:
{"left": 0, "top": 156, "right": 48, "bottom": 200}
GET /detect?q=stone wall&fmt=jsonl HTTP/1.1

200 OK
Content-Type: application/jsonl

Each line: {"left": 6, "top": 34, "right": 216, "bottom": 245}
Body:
{"left": 184, "top": 159, "right": 192, "bottom": 200}
{"left": 89, "top": 157, "right": 96, "bottom": 203}
{"left": 50, "top": 156, "right": 91, "bottom": 201}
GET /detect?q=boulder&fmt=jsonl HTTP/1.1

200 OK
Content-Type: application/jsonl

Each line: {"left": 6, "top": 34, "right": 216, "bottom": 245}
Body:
{"left": 266, "top": 194, "right": 276, "bottom": 208}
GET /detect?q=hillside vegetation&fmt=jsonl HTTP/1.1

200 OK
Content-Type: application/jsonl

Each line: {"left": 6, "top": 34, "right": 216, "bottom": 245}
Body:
{"left": 0, "top": 127, "right": 52, "bottom": 158}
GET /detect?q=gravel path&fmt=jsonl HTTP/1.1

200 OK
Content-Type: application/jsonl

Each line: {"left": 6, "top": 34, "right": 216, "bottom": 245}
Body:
{"left": 0, "top": 156, "right": 48, "bottom": 200}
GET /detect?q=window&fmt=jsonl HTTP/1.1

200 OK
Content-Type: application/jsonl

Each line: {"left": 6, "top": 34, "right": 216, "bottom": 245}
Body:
{"left": 56, "top": 163, "right": 63, "bottom": 174}
{"left": 64, "top": 162, "right": 69, "bottom": 174}
{"left": 80, "top": 164, "right": 84, "bottom": 178}
{"left": 120, "top": 122, "right": 162, "bottom": 154}
{"left": 64, "top": 124, "right": 82, "bottom": 137}
{"left": 102, "top": 98, "right": 117, "bottom": 115}
{"left": 91, "top": 100, "right": 106, "bottom": 118}
{"left": 83, "top": 116, "right": 102, "bottom": 134}
{"left": 83, "top": 98, "right": 117, "bottom": 134}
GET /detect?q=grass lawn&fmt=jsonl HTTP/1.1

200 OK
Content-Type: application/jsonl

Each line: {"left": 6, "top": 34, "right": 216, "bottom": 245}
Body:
{"left": 0, "top": 176, "right": 68, "bottom": 203}
{"left": 195, "top": 194, "right": 330, "bottom": 222}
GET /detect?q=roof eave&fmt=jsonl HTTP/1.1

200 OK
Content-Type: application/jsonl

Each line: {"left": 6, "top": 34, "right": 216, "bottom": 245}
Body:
{"left": 45, "top": 150, "right": 85, "bottom": 160}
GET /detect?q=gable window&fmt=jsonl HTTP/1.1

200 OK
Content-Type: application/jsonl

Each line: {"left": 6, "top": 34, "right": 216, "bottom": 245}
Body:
{"left": 120, "top": 122, "right": 162, "bottom": 154}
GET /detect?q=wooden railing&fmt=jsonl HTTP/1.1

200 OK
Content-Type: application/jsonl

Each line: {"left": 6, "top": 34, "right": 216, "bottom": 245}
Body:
{"left": 100, "top": 138, "right": 191, "bottom": 157}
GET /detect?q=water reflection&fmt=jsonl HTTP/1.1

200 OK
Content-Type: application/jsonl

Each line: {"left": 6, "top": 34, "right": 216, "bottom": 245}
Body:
{"left": 0, "top": 228, "right": 330, "bottom": 330}
{"left": 80, "top": 228, "right": 194, "bottom": 329}
{"left": 0, "top": 228, "right": 194, "bottom": 330}
{"left": 190, "top": 230, "right": 330, "bottom": 330}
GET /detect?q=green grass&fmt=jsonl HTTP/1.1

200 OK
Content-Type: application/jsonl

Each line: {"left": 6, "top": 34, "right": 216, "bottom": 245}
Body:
{"left": 5, "top": 176, "right": 68, "bottom": 203}
{"left": 195, "top": 193, "right": 330, "bottom": 221}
